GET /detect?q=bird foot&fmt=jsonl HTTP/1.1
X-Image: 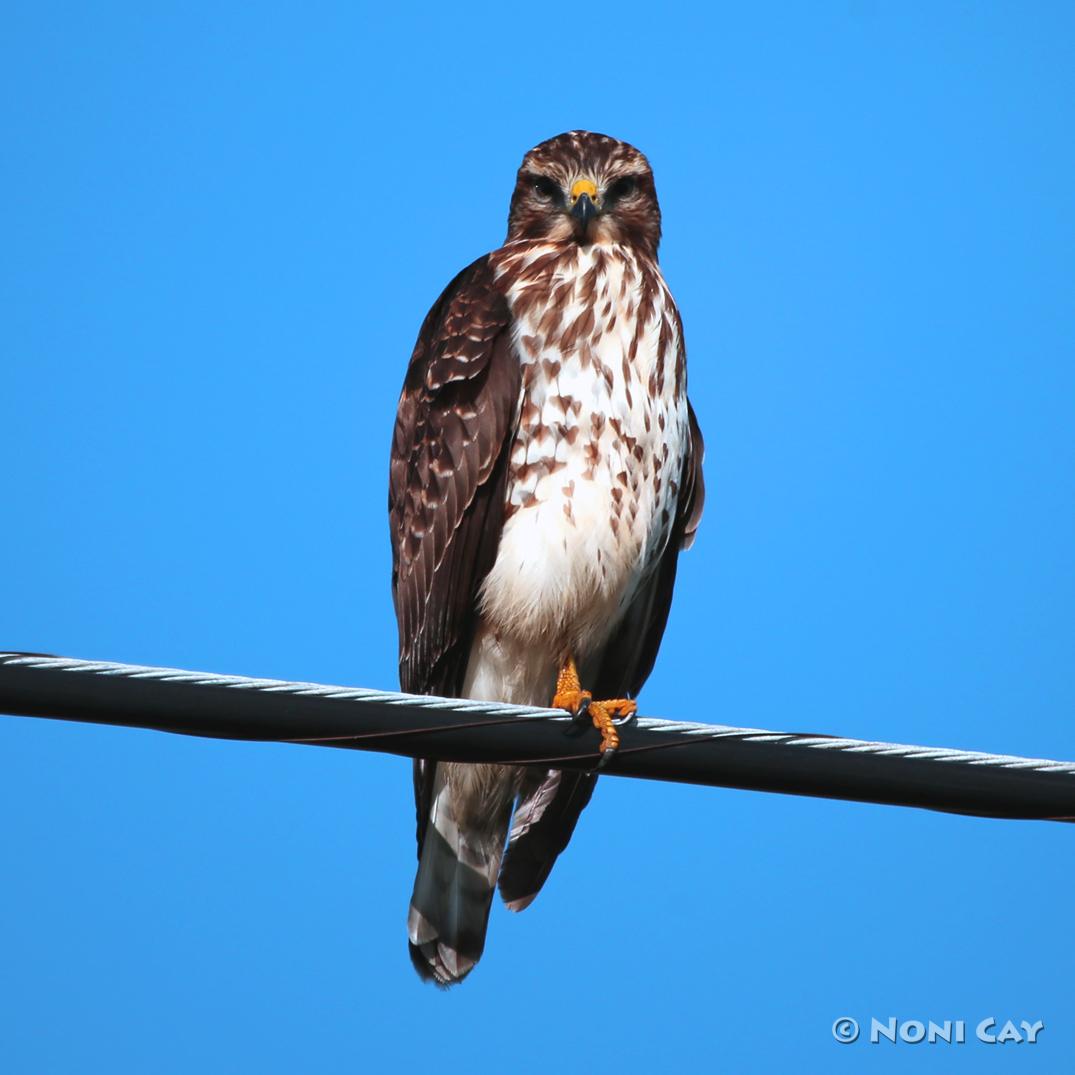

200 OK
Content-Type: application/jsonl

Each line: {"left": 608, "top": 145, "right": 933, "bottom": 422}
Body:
{"left": 586, "top": 698, "right": 638, "bottom": 768}
{"left": 552, "top": 656, "right": 637, "bottom": 767}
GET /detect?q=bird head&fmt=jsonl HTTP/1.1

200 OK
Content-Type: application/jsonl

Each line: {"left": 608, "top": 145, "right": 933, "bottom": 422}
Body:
{"left": 506, "top": 131, "right": 662, "bottom": 255}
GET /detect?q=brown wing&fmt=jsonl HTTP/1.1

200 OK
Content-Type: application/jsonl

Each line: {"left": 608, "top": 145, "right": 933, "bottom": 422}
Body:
{"left": 498, "top": 399, "right": 705, "bottom": 911}
{"left": 389, "top": 255, "right": 521, "bottom": 851}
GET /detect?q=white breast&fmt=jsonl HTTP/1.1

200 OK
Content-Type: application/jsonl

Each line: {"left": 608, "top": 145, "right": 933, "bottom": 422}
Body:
{"left": 476, "top": 241, "right": 689, "bottom": 667}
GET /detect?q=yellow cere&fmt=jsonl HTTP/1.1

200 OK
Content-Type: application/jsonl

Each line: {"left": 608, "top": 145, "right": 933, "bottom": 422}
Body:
{"left": 570, "top": 178, "right": 598, "bottom": 202}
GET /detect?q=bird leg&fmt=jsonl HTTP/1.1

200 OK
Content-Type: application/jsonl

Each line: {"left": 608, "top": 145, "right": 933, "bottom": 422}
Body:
{"left": 552, "top": 655, "right": 637, "bottom": 766}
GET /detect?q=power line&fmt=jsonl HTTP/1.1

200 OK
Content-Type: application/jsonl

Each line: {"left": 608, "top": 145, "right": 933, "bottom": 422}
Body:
{"left": 1, "top": 651, "right": 1073, "bottom": 823}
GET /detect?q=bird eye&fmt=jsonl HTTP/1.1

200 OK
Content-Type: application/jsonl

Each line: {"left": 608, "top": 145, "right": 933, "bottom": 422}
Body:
{"left": 531, "top": 177, "right": 560, "bottom": 201}
{"left": 606, "top": 176, "right": 638, "bottom": 202}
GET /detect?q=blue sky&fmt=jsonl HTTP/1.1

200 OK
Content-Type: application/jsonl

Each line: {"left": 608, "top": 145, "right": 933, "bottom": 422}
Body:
{"left": 2, "top": 3, "right": 1073, "bottom": 1071}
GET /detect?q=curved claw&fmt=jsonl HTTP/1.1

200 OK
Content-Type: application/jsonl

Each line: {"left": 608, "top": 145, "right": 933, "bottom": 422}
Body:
{"left": 554, "top": 691, "right": 591, "bottom": 719}
{"left": 595, "top": 744, "right": 618, "bottom": 770}
{"left": 604, "top": 699, "right": 637, "bottom": 728}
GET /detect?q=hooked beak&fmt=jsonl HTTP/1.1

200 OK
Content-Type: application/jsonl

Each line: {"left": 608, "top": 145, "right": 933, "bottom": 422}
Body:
{"left": 569, "top": 178, "right": 599, "bottom": 234}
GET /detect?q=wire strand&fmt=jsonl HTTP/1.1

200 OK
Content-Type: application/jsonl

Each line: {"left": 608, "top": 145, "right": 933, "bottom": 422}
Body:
{"left": 1, "top": 651, "right": 1074, "bottom": 822}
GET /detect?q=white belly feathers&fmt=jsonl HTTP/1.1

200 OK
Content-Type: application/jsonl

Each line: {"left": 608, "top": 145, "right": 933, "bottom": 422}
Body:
{"left": 474, "top": 241, "right": 689, "bottom": 668}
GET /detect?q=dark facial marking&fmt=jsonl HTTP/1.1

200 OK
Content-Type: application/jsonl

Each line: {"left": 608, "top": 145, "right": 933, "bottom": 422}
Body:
{"left": 604, "top": 175, "right": 638, "bottom": 204}
{"left": 527, "top": 173, "right": 564, "bottom": 207}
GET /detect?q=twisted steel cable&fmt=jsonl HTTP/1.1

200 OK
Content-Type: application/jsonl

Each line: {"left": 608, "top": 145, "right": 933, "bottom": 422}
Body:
{"left": 1, "top": 651, "right": 1073, "bottom": 822}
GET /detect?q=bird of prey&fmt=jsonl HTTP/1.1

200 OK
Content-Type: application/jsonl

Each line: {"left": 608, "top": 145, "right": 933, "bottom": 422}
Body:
{"left": 389, "top": 131, "right": 704, "bottom": 985}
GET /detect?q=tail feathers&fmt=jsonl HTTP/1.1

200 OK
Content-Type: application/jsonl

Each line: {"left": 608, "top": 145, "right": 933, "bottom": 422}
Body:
{"left": 407, "top": 763, "right": 591, "bottom": 983}
{"left": 498, "top": 769, "right": 597, "bottom": 912}
{"left": 407, "top": 807, "right": 507, "bottom": 987}
{"left": 407, "top": 825, "right": 499, "bottom": 986}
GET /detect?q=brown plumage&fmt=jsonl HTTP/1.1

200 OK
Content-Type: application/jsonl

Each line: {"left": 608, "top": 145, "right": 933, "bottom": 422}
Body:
{"left": 389, "top": 131, "right": 704, "bottom": 985}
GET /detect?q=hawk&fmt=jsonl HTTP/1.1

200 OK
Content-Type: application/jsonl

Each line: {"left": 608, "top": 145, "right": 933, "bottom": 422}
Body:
{"left": 389, "top": 131, "right": 704, "bottom": 985}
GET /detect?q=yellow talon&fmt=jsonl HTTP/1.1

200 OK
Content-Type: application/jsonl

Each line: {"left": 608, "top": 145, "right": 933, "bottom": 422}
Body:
{"left": 551, "top": 656, "right": 636, "bottom": 759}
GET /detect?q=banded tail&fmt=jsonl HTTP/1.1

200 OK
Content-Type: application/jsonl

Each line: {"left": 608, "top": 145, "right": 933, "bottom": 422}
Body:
{"left": 407, "top": 762, "right": 513, "bottom": 986}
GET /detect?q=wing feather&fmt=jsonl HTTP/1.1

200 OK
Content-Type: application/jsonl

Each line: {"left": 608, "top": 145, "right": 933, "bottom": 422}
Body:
{"left": 389, "top": 255, "right": 521, "bottom": 853}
